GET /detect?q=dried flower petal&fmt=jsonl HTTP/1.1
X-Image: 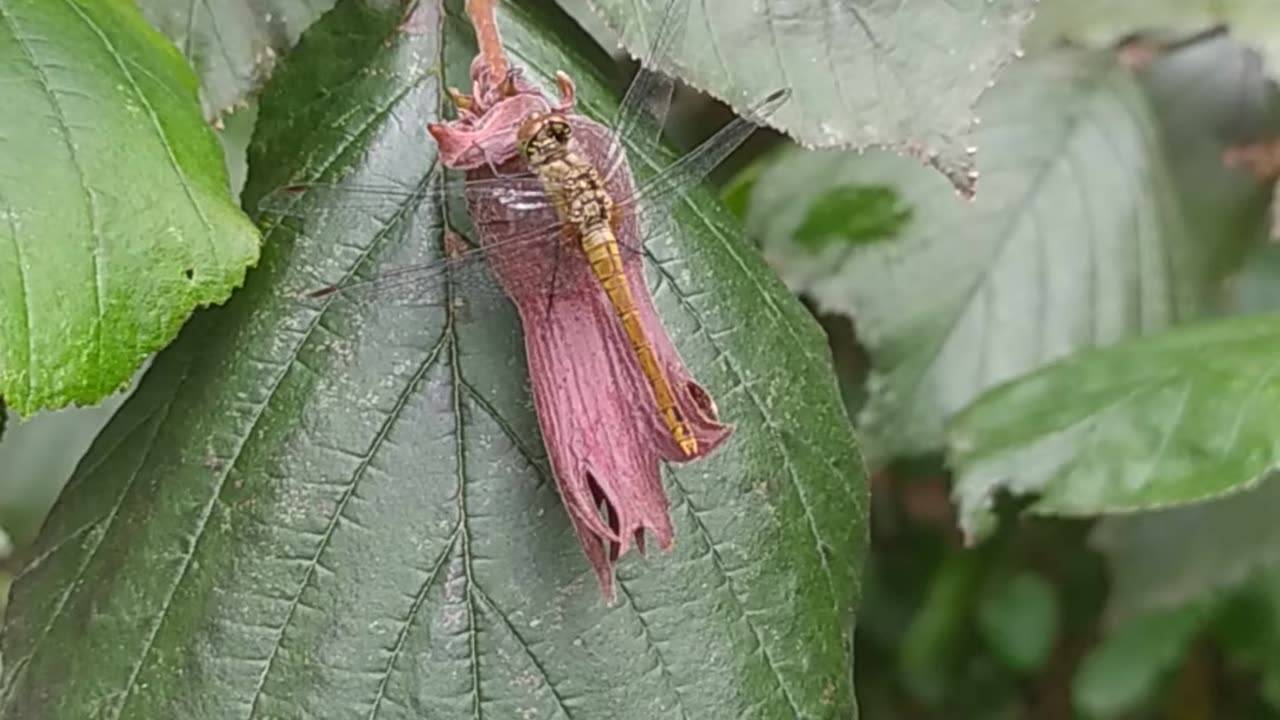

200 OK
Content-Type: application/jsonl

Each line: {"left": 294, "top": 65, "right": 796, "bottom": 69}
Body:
{"left": 429, "top": 62, "right": 731, "bottom": 601}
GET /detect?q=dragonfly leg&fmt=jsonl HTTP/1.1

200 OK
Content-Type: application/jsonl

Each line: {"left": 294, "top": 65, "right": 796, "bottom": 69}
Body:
{"left": 446, "top": 86, "right": 474, "bottom": 112}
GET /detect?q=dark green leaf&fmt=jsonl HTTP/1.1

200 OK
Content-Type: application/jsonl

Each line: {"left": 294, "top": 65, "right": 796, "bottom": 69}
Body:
{"left": 977, "top": 572, "right": 1059, "bottom": 673}
{"left": 0, "top": 1, "right": 867, "bottom": 717}
{"left": 951, "top": 313, "right": 1280, "bottom": 541}
{"left": 138, "top": 0, "right": 334, "bottom": 118}
{"left": 1072, "top": 604, "right": 1209, "bottom": 718}
{"left": 0, "top": 0, "right": 260, "bottom": 415}
{"left": 752, "top": 51, "right": 1209, "bottom": 462}
{"left": 583, "top": 0, "right": 1036, "bottom": 190}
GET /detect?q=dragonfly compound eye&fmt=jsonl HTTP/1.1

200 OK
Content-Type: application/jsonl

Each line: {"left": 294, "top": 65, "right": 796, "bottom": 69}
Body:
{"left": 548, "top": 119, "right": 572, "bottom": 143}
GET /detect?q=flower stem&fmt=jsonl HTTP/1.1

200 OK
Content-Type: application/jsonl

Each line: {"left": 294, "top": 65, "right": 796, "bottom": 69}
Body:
{"left": 465, "top": 0, "right": 510, "bottom": 94}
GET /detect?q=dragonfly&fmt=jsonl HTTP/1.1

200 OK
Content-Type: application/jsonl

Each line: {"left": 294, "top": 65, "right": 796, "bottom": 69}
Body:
{"left": 258, "top": 0, "right": 788, "bottom": 456}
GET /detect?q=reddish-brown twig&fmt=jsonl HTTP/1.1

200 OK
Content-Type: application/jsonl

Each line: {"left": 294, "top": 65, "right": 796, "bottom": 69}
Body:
{"left": 465, "top": 0, "right": 511, "bottom": 95}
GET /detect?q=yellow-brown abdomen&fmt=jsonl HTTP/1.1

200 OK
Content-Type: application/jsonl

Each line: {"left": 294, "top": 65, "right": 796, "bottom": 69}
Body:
{"left": 581, "top": 227, "right": 697, "bottom": 457}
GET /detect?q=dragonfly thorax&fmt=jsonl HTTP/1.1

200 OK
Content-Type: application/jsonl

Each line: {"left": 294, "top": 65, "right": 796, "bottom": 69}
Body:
{"left": 518, "top": 112, "right": 615, "bottom": 233}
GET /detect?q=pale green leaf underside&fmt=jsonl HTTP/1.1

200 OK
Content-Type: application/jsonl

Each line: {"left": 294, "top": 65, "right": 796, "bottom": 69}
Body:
{"left": 950, "top": 313, "right": 1280, "bottom": 541}
{"left": 0, "top": 0, "right": 260, "bottom": 415}
{"left": 752, "top": 52, "right": 1197, "bottom": 462}
{"left": 1093, "top": 473, "right": 1280, "bottom": 622}
{"left": 1028, "top": 0, "right": 1280, "bottom": 81}
{"left": 585, "top": 0, "right": 1036, "bottom": 190}
{"left": 0, "top": 1, "right": 867, "bottom": 717}
{"left": 138, "top": 0, "right": 335, "bottom": 118}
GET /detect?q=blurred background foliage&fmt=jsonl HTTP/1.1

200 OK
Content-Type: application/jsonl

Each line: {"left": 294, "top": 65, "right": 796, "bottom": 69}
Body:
{"left": 5, "top": 0, "right": 1280, "bottom": 717}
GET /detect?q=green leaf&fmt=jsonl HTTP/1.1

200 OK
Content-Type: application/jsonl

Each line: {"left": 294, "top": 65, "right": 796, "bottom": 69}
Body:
{"left": 0, "top": 1, "right": 868, "bottom": 717}
{"left": 951, "top": 313, "right": 1280, "bottom": 542}
{"left": 1072, "top": 604, "right": 1209, "bottom": 719}
{"left": 1235, "top": 244, "right": 1280, "bottom": 314}
{"left": 976, "top": 572, "right": 1059, "bottom": 673}
{"left": 793, "top": 185, "right": 912, "bottom": 252}
{"left": 947, "top": 38, "right": 1280, "bottom": 541}
{"left": 137, "top": 0, "right": 334, "bottom": 118}
{"left": 751, "top": 51, "right": 1204, "bottom": 462}
{"left": 898, "top": 551, "right": 981, "bottom": 704}
{"left": 1028, "top": 0, "right": 1280, "bottom": 81}
{"left": 1140, "top": 33, "right": 1277, "bottom": 282}
{"left": 582, "top": 0, "right": 1036, "bottom": 190}
{"left": 0, "top": 0, "right": 260, "bottom": 416}
{"left": 1093, "top": 473, "right": 1280, "bottom": 622}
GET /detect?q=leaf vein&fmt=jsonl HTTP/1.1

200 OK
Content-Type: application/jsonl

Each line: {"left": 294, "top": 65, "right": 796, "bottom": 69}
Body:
{"left": 367, "top": 530, "right": 461, "bottom": 720}
{"left": 664, "top": 470, "right": 804, "bottom": 718}
{"left": 3, "top": 382, "right": 182, "bottom": 717}
{"left": 245, "top": 326, "right": 452, "bottom": 718}
{"left": 58, "top": 0, "right": 220, "bottom": 266}
{"left": 474, "top": 586, "right": 576, "bottom": 719}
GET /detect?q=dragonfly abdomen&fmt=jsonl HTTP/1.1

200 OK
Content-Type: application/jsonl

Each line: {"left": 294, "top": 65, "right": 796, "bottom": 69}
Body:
{"left": 581, "top": 227, "right": 698, "bottom": 457}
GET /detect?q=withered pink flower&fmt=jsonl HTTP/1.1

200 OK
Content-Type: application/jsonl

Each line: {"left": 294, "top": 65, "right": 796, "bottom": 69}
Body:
{"left": 429, "top": 58, "right": 731, "bottom": 602}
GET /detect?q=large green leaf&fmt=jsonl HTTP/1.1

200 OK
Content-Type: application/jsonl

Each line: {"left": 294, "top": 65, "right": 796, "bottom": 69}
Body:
{"left": 751, "top": 51, "right": 1205, "bottom": 462}
{"left": 582, "top": 0, "right": 1036, "bottom": 191}
{"left": 1095, "top": 243, "right": 1280, "bottom": 620}
{"left": 950, "top": 313, "right": 1280, "bottom": 541}
{"left": 1028, "top": 0, "right": 1280, "bottom": 80}
{"left": 0, "top": 0, "right": 260, "bottom": 416}
{"left": 0, "top": 1, "right": 867, "bottom": 717}
{"left": 1093, "top": 473, "right": 1280, "bottom": 622}
{"left": 138, "top": 0, "right": 334, "bottom": 118}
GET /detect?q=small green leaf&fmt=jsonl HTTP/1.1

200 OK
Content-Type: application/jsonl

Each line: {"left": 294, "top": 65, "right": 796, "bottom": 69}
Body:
{"left": 0, "top": 0, "right": 260, "bottom": 415}
{"left": 977, "top": 572, "right": 1059, "bottom": 673}
{"left": 899, "top": 551, "right": 981, "bottom": 704}
{"left": 721, "top": 159, "right": 763, "bottom": 222}
{"left": 583, "top": 0, "right": 1036, "bottom": 190}
{"left": 137, "top": 0, "right": 334, "bottom": 118}
{"left": 1072, "top": 604, "right": 1209, "bottom": 719}
{"left": 951, "top": 313, "right": 1280, "bottom": 542}
{"left": 794, "top": 185, "right": 911, "bottom": 252}
{"left": 0, "top": 0, "right": 868, "bottom": 717}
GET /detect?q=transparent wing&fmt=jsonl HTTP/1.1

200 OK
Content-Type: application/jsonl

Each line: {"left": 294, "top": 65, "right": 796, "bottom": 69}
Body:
{"left": 622, "top": 88, "right": 792, "bottom": 220}
{"left": 255, "top": 172, "right": 553, "bottom": 220}
{"left": 294, "top": 85, "right": 792, "bottom": 309}
{"left": 600, "top": 0, "right": 689, "bottom": 180}
{"left": 302, "top": 221, "right": 558, "bottom": 308}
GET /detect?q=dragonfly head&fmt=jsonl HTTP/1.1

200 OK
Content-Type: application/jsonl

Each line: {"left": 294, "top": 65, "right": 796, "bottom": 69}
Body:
{"left": 516, "top": 113, "right": 573, "bottom": 166}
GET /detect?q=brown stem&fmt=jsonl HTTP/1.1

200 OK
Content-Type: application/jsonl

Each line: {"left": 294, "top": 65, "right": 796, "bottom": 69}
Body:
{"left": 465, "top": 0, "right": 510, "bottom": 94}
